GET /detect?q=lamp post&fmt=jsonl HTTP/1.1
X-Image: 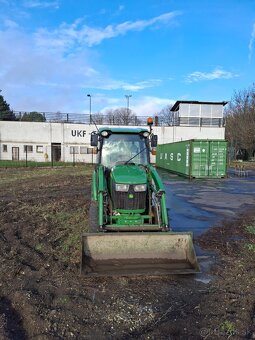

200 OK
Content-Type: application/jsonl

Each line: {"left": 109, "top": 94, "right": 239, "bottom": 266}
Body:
{"left": 125, "top": 95, "right": 132, "bottom": 116}
{"left": 87, "top": 94, "right": 92, "bottom": 124}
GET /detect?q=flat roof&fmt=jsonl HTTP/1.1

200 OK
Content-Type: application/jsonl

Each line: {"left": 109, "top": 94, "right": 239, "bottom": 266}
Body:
{"left": 171, "top": 100, "right": 228, "bottom": 112}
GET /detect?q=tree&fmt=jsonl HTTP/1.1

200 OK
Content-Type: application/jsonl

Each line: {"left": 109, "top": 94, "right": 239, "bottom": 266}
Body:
{"left": 0, "top": 93, "right": 16, "bottom": 121}
{"left": 225, "top": 84, "right": 255, "bottom": 158}
{"left": 21, "top": 111, "right": 46, "bottom": 122}
{"left": 105, "top": 108, "right": 140, "bottom": 125}
{"left": 157, "top": 104, "right": 177, "bottom": 126}
{"left": 92, "top": 111, "right": 104, "bottom": 125}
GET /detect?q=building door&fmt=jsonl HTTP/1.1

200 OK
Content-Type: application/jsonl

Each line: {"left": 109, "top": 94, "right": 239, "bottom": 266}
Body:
{"left": 51, "top": 143, "right": 61, "bottom": 162}
{"left": 12, "top": 147, "right": 19, "bottom": 161}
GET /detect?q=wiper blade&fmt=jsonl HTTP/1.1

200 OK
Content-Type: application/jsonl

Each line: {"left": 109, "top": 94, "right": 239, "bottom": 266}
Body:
{"left": 125, "top": 147, "right": 147, "bottom": 165}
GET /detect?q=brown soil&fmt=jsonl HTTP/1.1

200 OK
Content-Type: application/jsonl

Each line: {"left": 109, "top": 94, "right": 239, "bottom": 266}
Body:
{"left": 0, "top": 166, "right": 254, "bottom": 339}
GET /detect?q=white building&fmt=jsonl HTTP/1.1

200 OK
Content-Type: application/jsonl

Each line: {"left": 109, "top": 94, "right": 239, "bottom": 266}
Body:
{"left": 0, "top": 101, "right": 227, "bottom": 163}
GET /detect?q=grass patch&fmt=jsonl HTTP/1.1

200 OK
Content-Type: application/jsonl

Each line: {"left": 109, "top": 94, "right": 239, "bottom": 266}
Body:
{"left": 57, "top": 296, "right": 69, "bottom": 304}
{"left": 246, "top": 225, "right": 255, "bottom": 234}
{"left": 220, "top": 320, "right": 236, "bottom": 336}
{"left": 35, "top": 243, "right": 43, "bottom": 252}
{"left": 244, "top": 243, "right": 255, "bottom": 252}
{"left": 46, "top": 208, "right": 89, "bottom": 261}
{"left": 0, "top": 165, "right": 93, "bottom": 186}
{"left": 0, "top": 160, "right": 92, "bottom": 168}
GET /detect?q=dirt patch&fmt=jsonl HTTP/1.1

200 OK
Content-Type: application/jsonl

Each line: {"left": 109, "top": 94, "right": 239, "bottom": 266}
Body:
{"left": 0, "top": 166, "right": 254, "bottom": 339}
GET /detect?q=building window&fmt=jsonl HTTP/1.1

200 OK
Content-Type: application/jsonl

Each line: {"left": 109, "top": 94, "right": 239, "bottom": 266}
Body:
{"left": 3, "top": 145, "right": 7, "bottom": 152}
{"left": 70, "top": 146, "right": 79, "bottom": 154}
{"left": 24, "top": 145, "right": 33, "bottom": 153}
{"left": 36, "top": 145, "right": 43, "bottom": 153}
{"left": 80, "top": 146, "right": 88, "bottom": 154}
{"left": 80, "top": 147, "right": 94, "bottom": 154}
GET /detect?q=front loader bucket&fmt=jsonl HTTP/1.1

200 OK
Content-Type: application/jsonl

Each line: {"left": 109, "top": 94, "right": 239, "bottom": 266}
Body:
{"left": 81, "top": 232, "right": 200, "bottom": 276}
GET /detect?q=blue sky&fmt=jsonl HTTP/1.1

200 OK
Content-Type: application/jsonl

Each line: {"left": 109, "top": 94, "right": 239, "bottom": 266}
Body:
{"left": 0, "top": 0, "right": 254, "bottom": 116}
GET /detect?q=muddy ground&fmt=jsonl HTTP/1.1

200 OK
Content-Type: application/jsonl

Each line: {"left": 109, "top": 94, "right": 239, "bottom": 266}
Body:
{"left": 0, "top": 166, "right": 254, "bottom": 339}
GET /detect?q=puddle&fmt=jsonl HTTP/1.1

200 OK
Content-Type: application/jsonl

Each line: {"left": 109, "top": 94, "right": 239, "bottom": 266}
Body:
{"left": 159, "top": 169, "right": 255, "bottom": 274}
{"left": 160, "top": 170, "right": 255, "bottom": 238}
{"left": 194, "top": 255, "right": 217, "bottom": 284}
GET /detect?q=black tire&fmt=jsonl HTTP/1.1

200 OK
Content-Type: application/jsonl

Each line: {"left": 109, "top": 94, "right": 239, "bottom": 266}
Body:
{"left": 88, "top": 201, "right": 99, "bottom": 233}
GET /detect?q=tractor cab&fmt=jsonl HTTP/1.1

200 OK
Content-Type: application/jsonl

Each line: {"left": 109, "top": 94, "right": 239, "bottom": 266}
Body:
{"left": 91, "top": 126, "right": 157, "bottom": 168}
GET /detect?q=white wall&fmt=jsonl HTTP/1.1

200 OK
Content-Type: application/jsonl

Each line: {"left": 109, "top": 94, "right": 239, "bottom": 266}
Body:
{"left": 0, "top": 121, "right": 225, "bottom": 163}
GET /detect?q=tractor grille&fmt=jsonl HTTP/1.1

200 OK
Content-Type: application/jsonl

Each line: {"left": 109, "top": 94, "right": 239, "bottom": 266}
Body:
{"left": 112, "top": 185, "right": 147, "bottom": 210}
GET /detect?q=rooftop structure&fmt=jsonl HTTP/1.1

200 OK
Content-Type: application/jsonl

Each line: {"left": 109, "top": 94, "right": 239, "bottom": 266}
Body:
{"left": 169, "top": 100, "right": 228, "bottom": 127}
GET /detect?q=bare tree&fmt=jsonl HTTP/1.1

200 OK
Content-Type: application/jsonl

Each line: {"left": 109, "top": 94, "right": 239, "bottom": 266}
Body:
{"left": 92, "top": 111, "right": 104, "bottom": 125}
{"left": 157, "top": 104, "right": 177, "bottom": 126}
{"left": 225, "top": 84, "right": 255, "bottom": 158}
{"left": 105, "top": 109, "right": 116, "bottom": 125}
{"left": 105, "top": 108, "right": 140, "bottom": 125}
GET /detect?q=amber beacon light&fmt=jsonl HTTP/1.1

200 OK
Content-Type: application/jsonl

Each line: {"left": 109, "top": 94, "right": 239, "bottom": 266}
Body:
{"left": 147, "top": 117, "right": 153, "bottom": 126}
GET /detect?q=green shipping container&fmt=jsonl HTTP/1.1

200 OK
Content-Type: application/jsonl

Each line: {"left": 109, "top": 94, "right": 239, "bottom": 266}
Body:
{"left": 156, "top": 140, "right": 227, "bottom": 178}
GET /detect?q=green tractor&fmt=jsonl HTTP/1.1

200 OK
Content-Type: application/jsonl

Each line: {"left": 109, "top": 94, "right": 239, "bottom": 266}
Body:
{"left": 81, "top": 120, "right": 199, "bottom": 276}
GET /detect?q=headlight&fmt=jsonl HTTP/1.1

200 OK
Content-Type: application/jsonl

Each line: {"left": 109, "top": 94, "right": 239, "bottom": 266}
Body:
{"left": 115, "top": 184, "right": 129, "bottom": 192}
{"left": 134, "top": 184, "right": 147, "bottom": 192}
{"left": 142, "top": 131, "right": 150, "bottom": 137}
{"left": 100, "top": 130, "right": 111, "bottom": 137}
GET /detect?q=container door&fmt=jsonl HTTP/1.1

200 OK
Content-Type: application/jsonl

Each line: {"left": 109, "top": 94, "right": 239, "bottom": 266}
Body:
{"left": 191, "top": 141, "right": 210, "bottom": 178}
{"left": 208, "top": 141, "right": 227, "bottom": 177}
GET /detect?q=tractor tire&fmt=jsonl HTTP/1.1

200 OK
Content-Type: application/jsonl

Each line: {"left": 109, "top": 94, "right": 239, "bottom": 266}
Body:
{"left": 88, "top": 202, "right": 99, "bottom": 233}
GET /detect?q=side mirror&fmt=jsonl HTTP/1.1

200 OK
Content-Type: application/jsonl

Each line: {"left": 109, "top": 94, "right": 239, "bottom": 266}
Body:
{"left": 91, "top": 133, "right": 98, "bottom": 147}
{"left": 151, "top": 135, "right": 158, "bottom": 148}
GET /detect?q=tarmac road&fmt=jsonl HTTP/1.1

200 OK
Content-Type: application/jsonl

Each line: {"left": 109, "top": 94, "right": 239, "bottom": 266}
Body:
{"left": 160, "top": 169, "right": 255, "bottom": 237}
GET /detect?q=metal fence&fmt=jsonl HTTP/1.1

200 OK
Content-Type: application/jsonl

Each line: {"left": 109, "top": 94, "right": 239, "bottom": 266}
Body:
{"left": 13, "top": 111, "right": 155, "bottom": 125}
{"left": 3, "top": 111, "right": 226, "bottom": 127}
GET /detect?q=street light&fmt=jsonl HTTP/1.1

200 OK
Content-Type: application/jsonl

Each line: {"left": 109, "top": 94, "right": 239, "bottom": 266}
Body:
{"left": 87, "top": 94, "right": 92, "bottom": 124}
{"left": 125, "top": 95, "right": 132, "bottom": 115}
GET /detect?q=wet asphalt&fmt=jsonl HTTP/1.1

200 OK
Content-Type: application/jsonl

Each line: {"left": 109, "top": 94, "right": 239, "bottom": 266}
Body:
{"left": 159, "top": 168, "right": 255, "bottom": 252}
{"left": 158, "top": 168, "right": 255, "bottom": 280}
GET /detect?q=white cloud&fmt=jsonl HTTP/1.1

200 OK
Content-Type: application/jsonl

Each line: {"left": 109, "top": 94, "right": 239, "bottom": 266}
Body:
{"left": 3, "top": 19, "right": 19, "bottom": 29}
{"left": 248, "top": 22, "right": 255, "bottom": 61}
{"left": 23, "top": 0, "right": 59, "bottom": 9}
{"left": 0, "top": 11, "right": 180, "bottom": 112}
{"left": 185, "top": 68, "right": 238, "bottom": 83}
{"left": 0, "top": 22, "right": 165, "bottom": 112}
{"left": 99, "top": 96, "right": 173, "bottom": 116}
{"left": 131, "top": 96, "right": 174, "bottom": 116}
{"left": 34, "top": 11, "right": 181, "bottom": 49}
{"left": 90, "top": 79, "right": 162, "bottom": 92}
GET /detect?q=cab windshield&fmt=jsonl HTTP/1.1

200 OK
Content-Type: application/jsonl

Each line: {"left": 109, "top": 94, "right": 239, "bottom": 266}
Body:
{"left": 101, "top": 133, "right": 149, "bottom": 168}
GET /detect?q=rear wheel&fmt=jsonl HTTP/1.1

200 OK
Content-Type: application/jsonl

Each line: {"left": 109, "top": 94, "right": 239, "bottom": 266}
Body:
{"left": 89, "top": 201, "right": 99, "bottom": 233}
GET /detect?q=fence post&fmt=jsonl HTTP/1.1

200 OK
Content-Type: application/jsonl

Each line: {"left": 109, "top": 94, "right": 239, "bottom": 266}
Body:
{"left": 51, "top": 144, "right": 54, "bottom": 167}
{"left": 73, "top": 148, "right": 75, "bottom": 166}
{"left": 25, "top": 146, "right": 28, "bottom": 167}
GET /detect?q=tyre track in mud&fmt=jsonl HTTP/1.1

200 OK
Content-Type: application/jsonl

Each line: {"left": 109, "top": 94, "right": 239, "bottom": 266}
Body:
{"left": 0, "top": 167, "right": 254, "bottom": 339}
{"left": 0, "top": 168, "right": 92, "bottom": 338}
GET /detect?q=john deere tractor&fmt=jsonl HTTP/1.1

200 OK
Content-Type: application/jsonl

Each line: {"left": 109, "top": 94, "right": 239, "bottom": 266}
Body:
{"left": 81, "top": 120, "right": 199, "bottom": 276}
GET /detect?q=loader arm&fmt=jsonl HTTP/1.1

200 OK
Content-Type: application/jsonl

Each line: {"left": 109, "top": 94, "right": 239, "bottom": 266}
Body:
{"left": 147, "top": 164, "right": 169, "bottom": 229}
{"left": 91, "top": 165, "right": 107, "bottom": 227}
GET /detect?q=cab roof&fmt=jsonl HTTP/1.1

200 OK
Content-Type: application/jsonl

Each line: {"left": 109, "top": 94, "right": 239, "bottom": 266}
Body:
{"left": 98, "top": 127, "right": 149, "bottom": 134}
